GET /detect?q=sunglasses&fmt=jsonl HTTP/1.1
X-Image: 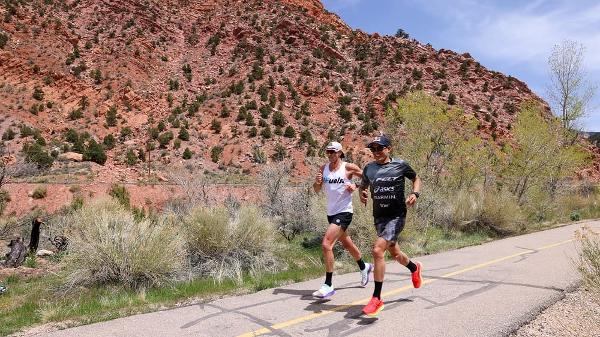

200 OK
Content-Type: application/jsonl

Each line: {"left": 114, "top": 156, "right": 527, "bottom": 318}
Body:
{"left": 369, "top": 146, "right": 386, "bottom": 153}
{"left": 326, "top": 150, "right": 337, "bottom": 154}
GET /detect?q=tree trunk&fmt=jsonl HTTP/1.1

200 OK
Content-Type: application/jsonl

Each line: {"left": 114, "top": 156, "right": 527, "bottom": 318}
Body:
{"left": 28, "top": 218, "right": 42, "bottom": 254}
{"left": 3, "top": 237, "right": 27, "bottom": 267}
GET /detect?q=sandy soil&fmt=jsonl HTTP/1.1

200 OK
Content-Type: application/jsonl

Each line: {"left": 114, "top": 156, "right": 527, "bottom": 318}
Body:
{"left": 512, "top": 288, "right": 600, "bottom": 337}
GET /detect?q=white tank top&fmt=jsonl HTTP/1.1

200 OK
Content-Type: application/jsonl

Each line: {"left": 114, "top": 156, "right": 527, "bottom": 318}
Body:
{"left": 323, "top": 162, "right": 353, "bottom": 216}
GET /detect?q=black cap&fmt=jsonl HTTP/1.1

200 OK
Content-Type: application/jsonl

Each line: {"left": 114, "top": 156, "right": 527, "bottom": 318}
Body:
{"left": 367, "top": 135, "right": 391, "bottom": 148}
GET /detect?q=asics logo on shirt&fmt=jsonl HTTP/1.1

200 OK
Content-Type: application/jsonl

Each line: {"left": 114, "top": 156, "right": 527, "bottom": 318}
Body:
{"left": 374, "top": 186, "right": 395, "bottom": 193}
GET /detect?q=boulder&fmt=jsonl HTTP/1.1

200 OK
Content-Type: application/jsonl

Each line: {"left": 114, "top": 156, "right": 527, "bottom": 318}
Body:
{"left": 58, "top": 152, "right": 83, "bottom": 162}
{"left": 36, "top": 249, "right": 54, "bottom": 257}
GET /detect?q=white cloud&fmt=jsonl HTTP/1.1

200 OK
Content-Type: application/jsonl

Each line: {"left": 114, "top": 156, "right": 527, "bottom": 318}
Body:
{"left": 430, "top": 1, "right": 600, "bottom": 72}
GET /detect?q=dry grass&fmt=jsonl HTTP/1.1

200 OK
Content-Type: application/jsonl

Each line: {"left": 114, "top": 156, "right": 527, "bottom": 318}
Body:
{"left": 576, "top": 226, "right": 600, "bottom": 293}
{"left": 61, "top": 198, "right": 185, "bottom": 290}
{"left": 183, "top": 205, "right": 279, "bottom": 283}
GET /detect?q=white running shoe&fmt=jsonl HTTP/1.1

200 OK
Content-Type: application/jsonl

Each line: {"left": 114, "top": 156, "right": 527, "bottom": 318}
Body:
{"left": 312, "top": 283, "right": 335, "bottom": 298}
{"left": 360, "top": 262, "right": 373, "bottom": 287}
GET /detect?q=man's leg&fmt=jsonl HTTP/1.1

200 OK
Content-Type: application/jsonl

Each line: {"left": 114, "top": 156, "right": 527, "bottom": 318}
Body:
{"left": 338, "top": 233, "right": 361, "bottom": 261}
{"left": 313, "top": 223, "right": 344, "bottom": 298}
{"left": 363, "top": 237, "right": 387, "bottom": 316}
{"left": 322, "top": 223, "right": 344, "bottom": 276}
{"left": 339, "top": 233, "right": 372, "bottom": 286}
{"left": 388, "top": 242, "right": 422, "bottom": 288}
{"left": 387, "top": 242, "right": 409, "bottom": 266}
{"left": 372, "top": 237, "right": 388, "bottom": 297}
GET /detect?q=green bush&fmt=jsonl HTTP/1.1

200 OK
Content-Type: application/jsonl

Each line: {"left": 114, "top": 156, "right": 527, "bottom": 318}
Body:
{"left": 83, "top": 139, "right": 107, "bottom": 165}
{"left": 22, "top": 142, "right": 54, "bottom": 169}
{"left": 68, "top": 109, "right": 83, "bottom": 120}
{"left": 283, "top": 126, "right": 296, "bottom": 138}
{"left": 0, "top": 32, "right": 8, "bottom": 48}
{"left": 62, "top": 198, "right": 185, "bottom": 289}
{"left": 576, "top": 227, "right": 600, "bottom": 292}
{"left": 0, "top": 189, "right": 11, "bottom": 215}
{"left": 106, "top": 105, "right": 117, "bottom": 127}
{"left": 210, "top": 119, "right": 221, "bottom": 133}
{"left": 32, "top": 87, "right": 44, "bottom": 101}
{"left": 126, "top": 149, "right": 137, "bottom": 165}
{"left": 178, "top": 127, "right": 189, "bottom": 141}
{"left": 447, "top": 93, "right": 456, "bottom": 105}
{"left": 31, "top": 186, "right": 47, "bottom": 199}
{"left": 211, "top": 145, "right": 223, "bottom": 163}
{"left": 158, "top": 131, "right": 174, "bottom": 148}
{"left": 182, "top": 147, "right": 193, "bottom": 159}
{"left": 109, "top": 184, "right": 130, "bottom": 208}
{"left": 183, "top": 206, "right": 277, "bottom": 283}
{"left": 103, "top": 134, "right": 116, "bottom": 149}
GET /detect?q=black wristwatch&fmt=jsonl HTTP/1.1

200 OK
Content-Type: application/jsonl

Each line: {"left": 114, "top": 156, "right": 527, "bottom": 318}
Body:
{"left": 410, "top": 192, "right": 420, "bottom": 198}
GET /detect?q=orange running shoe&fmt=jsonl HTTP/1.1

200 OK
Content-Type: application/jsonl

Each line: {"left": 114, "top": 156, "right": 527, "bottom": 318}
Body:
{"left": 412, "top": 261, "right": 423, "bottom": 288}
{"left": 362, "top": 297, "right": 385, "bottom": 317}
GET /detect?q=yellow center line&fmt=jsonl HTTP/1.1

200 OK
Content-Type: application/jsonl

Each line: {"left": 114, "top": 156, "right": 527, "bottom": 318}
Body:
{"left": 237, "top": 238, "right": 575, "bottom": 337}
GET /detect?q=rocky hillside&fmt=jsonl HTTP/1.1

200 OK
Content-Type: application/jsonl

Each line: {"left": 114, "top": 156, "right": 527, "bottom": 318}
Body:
{"left": 0, "top": 0, "right": 571, "bottom": 181}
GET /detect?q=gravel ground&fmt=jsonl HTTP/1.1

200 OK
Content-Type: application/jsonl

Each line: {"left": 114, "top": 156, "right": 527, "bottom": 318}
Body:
{"left": 512, "top": 288, "right": 600, "bottom": 337}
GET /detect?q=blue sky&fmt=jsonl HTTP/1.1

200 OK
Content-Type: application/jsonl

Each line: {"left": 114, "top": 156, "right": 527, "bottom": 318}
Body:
{"left": 321, "top": 0, "right": 600, "bottom": 131}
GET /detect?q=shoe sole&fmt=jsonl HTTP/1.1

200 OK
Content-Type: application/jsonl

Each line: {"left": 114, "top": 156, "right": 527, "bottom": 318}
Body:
{"left": 360, "top": 264, "right": 373, "bottom": 287}
{"left": 413, "top": 262, "right": 422, "bottom": 288}
{"left": 364, "top": 304, "right": 384, "bottom": 317}
{"left": 314, "top": 290, "right": 335, "bottom": 299}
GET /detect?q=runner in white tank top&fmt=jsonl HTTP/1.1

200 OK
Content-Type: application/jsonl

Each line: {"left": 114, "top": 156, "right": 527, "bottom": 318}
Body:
{"left": 311, "top": 141, "right": 373, "bottom": 298}
{"left": 322, "top": 162, "right": 353, "bottom": 216}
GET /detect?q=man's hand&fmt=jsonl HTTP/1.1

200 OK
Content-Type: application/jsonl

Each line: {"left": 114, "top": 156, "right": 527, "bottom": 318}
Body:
{"left": 315, "top": 171, "right": 323, "bottom": 184}
{"left": 405, "top": 193, "right": 418, "bottom": 207}
{"left": 360, "top": 189, "right": 368, "bottom": 205}
{"left": 344, "top": 182, "right": 357, "bottom": 193}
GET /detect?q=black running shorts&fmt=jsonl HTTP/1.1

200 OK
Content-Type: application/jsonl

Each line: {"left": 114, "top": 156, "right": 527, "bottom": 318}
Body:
{"left": 374, "top": 216, "right": 406, "bottom": 242}
{"left": 327, "top": 212, "right": 353, "bottom": 230}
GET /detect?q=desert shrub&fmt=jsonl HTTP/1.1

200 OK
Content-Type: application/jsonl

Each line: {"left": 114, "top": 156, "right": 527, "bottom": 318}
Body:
{"left": 108, "top": 183, "right": 130, "bottom": 208}
{"left": 210, "top": 145, "right": 223, "bottom": 163}
{"left": 252, "top": 146, "right": 266, "bottom": 164}
{"left": 283, "top": 126, "right": 296, "bottom": 138}
{"left": 478, "top": 189, "right": 523, "bottom": 234}
{"left": 183, "top": 205, "right": 278, "bottom": 283}
{"left": 83, "top": 139, "right": 107, "bottom": 165}
{"left": 106, "top": 105, "right": 117, "bottom": 127}
{"left": 126, "top": 149, "right": 137, "bottom": 165}
{"left": 0, "top": 189, "right": 10, "bottom": 215}
{"left": 260, "top": 164, "right": 316, "bottom": 240}
{"left": 182, "top": 148, "right": 193, "bottom": 159}
{"left": 61, "top": 198, "right": 185, "bottom": 289}
{"left": 22, "top": 142, "right": 54, "bottom": 169}
{"left": 103, "top": 134, "right": 116, "bottom": 149}
{"left": 31, "top": 186, "right": 47, "bottom": 199}
{"left": 0, "top": 32, "right": 8, "bottom": 48}
{"left": 576, "top": 226, "right": 600, "bottom": 292}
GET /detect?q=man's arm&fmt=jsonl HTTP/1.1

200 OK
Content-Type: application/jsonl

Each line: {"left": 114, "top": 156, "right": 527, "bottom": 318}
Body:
{"left": 343, "top": 163, "right": 363, "bottom": 193}
{"left": 313, "top": 165, "right": 324, "bottom": 193}
{"left": 358, "top": 165, "right": 370, "bottom": 205}
{"left": 405, "top": 175, "right": 422, "bottom": 207}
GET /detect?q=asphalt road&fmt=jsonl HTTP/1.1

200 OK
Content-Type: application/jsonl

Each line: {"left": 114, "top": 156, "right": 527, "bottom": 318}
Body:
{"left": 41, "top": 221, "right": 598, "bottom": 337}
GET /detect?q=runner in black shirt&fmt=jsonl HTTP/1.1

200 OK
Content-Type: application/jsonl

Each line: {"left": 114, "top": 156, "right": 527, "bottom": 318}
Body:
{"left": 359, "top": 134, "right": 423, "bottom": 317}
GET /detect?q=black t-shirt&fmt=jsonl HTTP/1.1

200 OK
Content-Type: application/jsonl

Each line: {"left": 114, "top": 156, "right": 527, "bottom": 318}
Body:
{"left": 361, "top": 158, "right": 417, "bottom": 218}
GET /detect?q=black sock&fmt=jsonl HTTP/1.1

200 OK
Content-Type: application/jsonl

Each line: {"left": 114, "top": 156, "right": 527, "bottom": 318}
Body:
{"left": 325, "top": 272, "right": 333, "bottom": 287}
{"left": 356, "top": 258, "right": 366, "bottom": 271}
{"left": 373, "top": 281, "right": 383, "bottom": 299}
{"left": 406, "top": 261, "right": 417, "bottom": 273}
